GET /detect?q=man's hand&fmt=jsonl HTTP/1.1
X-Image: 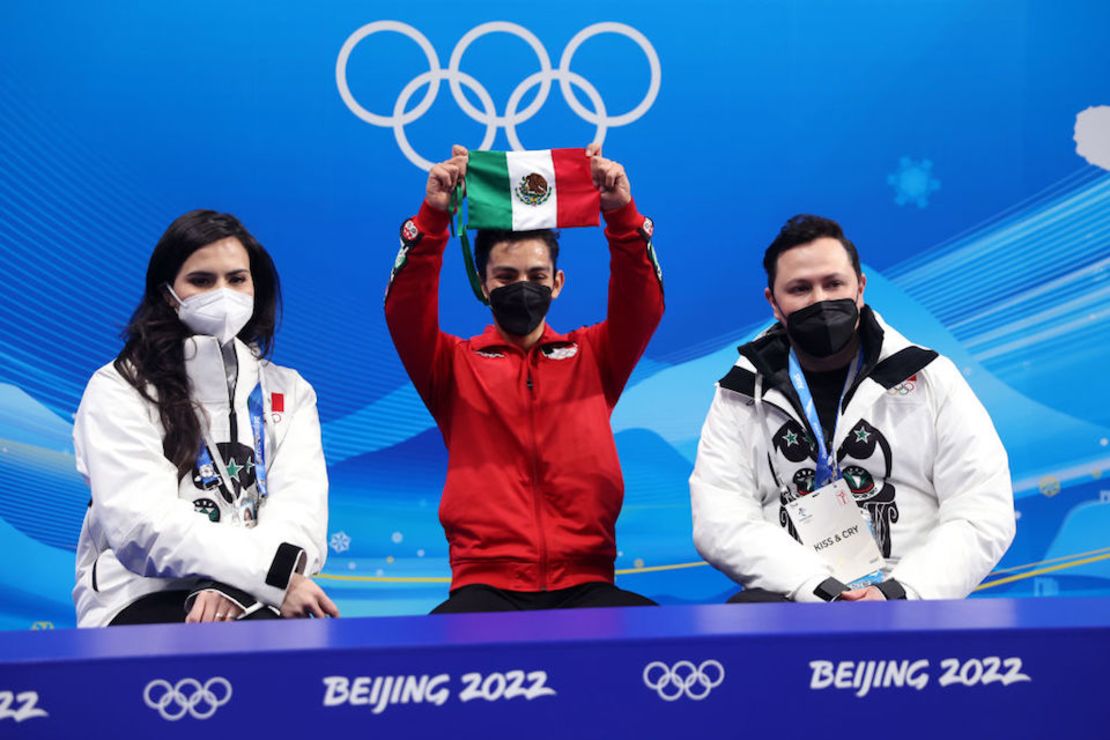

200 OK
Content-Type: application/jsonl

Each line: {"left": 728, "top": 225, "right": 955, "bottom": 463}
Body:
{"left": 281, "top": 573, "right": 341, "bottom": 619}
{"left": 839, "top": 586, "right": 887, "bottom": 601}
{"left": 425, "top": 144, "right": 469, "bottom": 212}
{"left": 586, "top": 143, "right": 632, "bottom": 212}
{"left": 185, "top": 591, "right": 244, "bottom": 623}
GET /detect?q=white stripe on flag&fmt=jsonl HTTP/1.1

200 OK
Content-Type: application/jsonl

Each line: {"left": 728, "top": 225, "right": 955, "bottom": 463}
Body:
{"left": 506, "top": 150, "right": 558, "bottom": 230}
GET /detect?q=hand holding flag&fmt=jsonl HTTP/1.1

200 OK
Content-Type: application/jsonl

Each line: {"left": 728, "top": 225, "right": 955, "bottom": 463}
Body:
{"left": 586, "top": 143, "right": 632, "bottom": 212}
{"left": 425, "top": 143, "right": 632, "bottom": 217}
{"left": 425, "top": 144, "right": 469, "bottom": 212}
{"left": 419, "top": 144, "right": 637, "bottom": 303}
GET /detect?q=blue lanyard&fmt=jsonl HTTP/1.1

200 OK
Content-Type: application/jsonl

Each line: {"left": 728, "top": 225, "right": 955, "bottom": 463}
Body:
{"left": 786, "top": 348, "right": 863, "bottom": 488}
{"left": 195, "top": 382, "right": 268, "bottom": 500}
{"left": 247, "top": 382, "right": 268, "bottom": 499}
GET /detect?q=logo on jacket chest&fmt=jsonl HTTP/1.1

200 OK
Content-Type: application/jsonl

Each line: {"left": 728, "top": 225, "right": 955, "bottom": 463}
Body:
{"left": 887, "top": 374, "right": 918, "bottom": 396}
{"left": 270, "top": 391, "right": 285, "bottom": 423}
{"left": 541, "top": 343, "right": 578, "bottom": 360}
{"left": 471, "top": 342, "right": 579, "bottom": 361}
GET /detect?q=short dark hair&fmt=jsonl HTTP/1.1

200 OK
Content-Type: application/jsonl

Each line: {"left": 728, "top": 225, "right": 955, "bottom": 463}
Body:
{"left": 762, "top": 214, "right": 861, "bottom": 290}
{"left": 474, "top": 229, "right": 560, "bottom": 278}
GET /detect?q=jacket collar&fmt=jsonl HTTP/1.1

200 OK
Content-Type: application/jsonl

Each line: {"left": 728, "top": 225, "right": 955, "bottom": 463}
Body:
{"left": 733, "top": 306, "right": 896, "bottom": 418}
{"left": 183, "top": 336, "right": 260, "bottom": 405}
{"left": 470, "top": 322, "right": 572, "bottom": 353}
{"left": 739, "top": 305, "right": 887, "bottom": 377}
{"left": 719, "top": 307, "right": 940, "bottom": 475}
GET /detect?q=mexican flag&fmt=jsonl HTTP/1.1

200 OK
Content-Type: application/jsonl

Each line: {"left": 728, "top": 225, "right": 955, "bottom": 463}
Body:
{"left": 465, "top": 148, "right": 600, "bottom": 230}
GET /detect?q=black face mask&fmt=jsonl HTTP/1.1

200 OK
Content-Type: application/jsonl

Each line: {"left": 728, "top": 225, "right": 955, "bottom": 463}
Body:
{"left": 489, "top": 281, "right": 553, "bottom": 336}
{"left": 785, "top": 298, "right": 860, "bottom": 358}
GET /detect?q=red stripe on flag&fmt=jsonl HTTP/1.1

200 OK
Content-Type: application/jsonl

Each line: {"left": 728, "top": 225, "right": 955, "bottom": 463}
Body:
{"left": 271, "top": 393, "right": 284, "bottom": 413}
{"left": 552, "top": 148, "right": 600, "bottom": 227}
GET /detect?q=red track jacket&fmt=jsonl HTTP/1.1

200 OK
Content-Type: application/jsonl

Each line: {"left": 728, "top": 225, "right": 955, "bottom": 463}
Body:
{"left": 384, "top": 199, "right": 664, "bottom": 592}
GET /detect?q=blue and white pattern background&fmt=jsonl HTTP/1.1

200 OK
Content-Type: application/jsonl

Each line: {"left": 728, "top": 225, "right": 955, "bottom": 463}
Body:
{"left": 1, "top": 1, "right": 1109, "bottom": 630}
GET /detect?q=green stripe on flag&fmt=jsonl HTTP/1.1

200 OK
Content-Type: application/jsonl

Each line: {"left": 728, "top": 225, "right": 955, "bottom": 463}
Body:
{"left": 466, "top": 150, "right": 513, "bottom": 230}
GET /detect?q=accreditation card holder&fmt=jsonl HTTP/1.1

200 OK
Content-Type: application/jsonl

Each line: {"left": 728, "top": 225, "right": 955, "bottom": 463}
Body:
{"left": 785, "top": 479, "right": 885, "bottom": 586}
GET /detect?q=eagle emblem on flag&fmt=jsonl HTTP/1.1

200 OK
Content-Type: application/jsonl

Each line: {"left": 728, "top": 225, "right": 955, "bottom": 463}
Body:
{"left": 515, "top": 172, "right": 552, "bottom": 206}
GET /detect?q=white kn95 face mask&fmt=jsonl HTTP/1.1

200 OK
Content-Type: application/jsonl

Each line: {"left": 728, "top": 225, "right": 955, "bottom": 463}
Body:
{"left": 167, "top": 286, "right": 254, "bottom": 344}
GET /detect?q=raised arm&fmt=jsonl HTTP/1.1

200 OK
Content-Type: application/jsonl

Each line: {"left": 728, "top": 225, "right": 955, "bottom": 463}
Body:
{"left": 584, "top": 145, "right": 665, "bottom": 405}
{"left": 383, "top": 145, "right": 467, "bottom": 416}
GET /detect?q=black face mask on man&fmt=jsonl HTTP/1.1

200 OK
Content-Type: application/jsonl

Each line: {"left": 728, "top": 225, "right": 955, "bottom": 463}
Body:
{"left": 785, "top": 298, "right": 860, "bottom": 357}
{"left": 489, "top": 281, "right": 553, "bottom": 336}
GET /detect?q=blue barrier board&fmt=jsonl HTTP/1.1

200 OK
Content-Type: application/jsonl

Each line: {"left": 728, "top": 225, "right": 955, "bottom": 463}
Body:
{"left": 2, "top": 598, "right": 1108, "bottom": 738}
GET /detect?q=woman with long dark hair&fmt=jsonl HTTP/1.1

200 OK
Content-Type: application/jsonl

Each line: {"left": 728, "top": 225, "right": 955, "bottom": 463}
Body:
{"left": 73, "top": 209, "right": 338, "bottom": 626}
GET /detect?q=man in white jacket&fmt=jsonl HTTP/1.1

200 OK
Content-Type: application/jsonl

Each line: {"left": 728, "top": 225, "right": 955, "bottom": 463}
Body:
{"left": 689, "top": 214, "right": 1015, "bottom": 603}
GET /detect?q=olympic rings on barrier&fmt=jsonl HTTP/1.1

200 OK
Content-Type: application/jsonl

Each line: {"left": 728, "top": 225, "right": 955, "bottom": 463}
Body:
{"left": 335, "top": 21, "right": 661, "bottom": 170}
{"left": 642, "top": 660, "right": 726, "bottom": 701}
{"left": 143, "top": 677, "right": 233, "bottom": 721}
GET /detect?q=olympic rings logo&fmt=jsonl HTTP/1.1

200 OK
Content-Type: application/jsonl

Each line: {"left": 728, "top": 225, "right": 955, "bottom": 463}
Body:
{"left": 335, "top": 21, "right": 662, "bottom": 170}
{"left": 642, "top": 660, "right": 726, "bottom": 701}
{"left": 143, "top": 677, "right": 233, "bottom": 721}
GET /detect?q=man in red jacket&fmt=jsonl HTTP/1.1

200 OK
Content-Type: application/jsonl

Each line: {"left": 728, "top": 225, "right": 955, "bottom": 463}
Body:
{"left": 385, "top": 144, "right": 664, "bottom": 613}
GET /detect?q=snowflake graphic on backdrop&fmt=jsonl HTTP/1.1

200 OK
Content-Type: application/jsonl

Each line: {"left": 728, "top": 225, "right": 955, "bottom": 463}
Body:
{"left": 329, "top": 531, "right": 351, "bottom": 553}
{"left": 887, "top": 156, "right": 940, "bottom": 208}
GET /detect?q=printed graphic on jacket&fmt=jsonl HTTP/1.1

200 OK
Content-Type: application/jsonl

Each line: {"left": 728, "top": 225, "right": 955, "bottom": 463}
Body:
{"left": 770, "top": 418, "right": 899, "bottom": 557}
{"left": 193, "top": 497, "right": 220, "bottom": 522}
{"left": 541, "top": 342, "right": 578, "bottom": 360}
{"left": 191, "top": 441, "right": 258, "bottom": 504}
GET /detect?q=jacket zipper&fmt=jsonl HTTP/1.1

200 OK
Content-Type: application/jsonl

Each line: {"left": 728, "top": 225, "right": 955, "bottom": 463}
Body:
{"left": 220, "top": 342, "right": 239, "bottom": 503}
{"left": 224, "top": 344, "right": 239, "bottom": 448}
{"left": 525, "top": 358, "right": 548, "bottom": 591}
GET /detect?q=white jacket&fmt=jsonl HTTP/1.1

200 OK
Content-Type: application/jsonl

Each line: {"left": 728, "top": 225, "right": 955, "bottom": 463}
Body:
{"left": 73, "top": 337, "right": 328, "bottom": 626}
{"left": 690, "top": 308, "right": 1015, "bottom": 602}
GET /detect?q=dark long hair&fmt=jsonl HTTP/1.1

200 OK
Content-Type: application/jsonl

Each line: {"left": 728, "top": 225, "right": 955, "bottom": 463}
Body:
{"left": 114, "top": 210, "right": 282, "bottom": 478}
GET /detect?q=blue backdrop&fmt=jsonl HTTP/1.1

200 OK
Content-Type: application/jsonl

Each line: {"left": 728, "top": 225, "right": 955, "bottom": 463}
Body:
{"left": 1, "top": 1, "right": 1109, "bottom": 630}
